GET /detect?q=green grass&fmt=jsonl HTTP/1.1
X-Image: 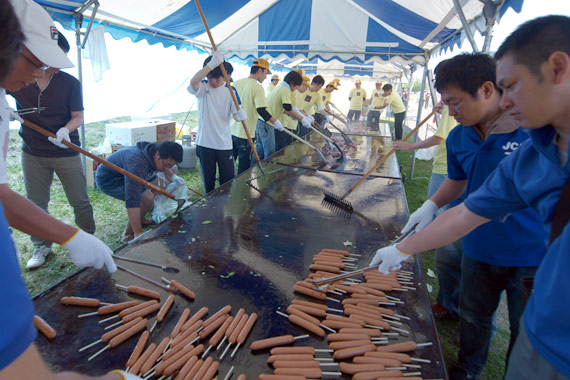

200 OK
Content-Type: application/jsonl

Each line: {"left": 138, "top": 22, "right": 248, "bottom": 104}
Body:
{"left": 10, "top": 114, "right": 508, "bottom": 378}
{"left": 394, "top": 121, "right": 509, "bottom": 380}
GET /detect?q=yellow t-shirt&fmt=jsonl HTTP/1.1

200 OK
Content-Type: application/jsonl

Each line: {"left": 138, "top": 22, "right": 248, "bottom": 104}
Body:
{"left": 265, "top": 83, "right": 292, "bottom": 128}
{"left": 302, "top": 89, "right": 323, "bottom": 115}
{"left": 266, "top": 83, "right": 276, "bottom": 95}
{"left": 432, "top": 106, "right": 459, "bottom": 175}
{"left": 285, "top": 89, "right": 301, "bottom": 130}
{"left": 230, "top": 78, "right": 267, "bottom": 139}
{"left": 349, "top": 88, "right": 367, "bottom": 110}
{"left": 369, "top": 89, "right": 384, "bottom": 108}
{"left": 319, "top": 89, "right": 331, "bottom": 106}
{"left": 383, "top": 92, "right": 406, "bottom": 113}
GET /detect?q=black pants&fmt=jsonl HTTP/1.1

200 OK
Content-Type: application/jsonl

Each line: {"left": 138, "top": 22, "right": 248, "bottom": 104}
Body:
{"left": 394, "top": 111, "right": 406, "bottom": 140}
{"left": 196, "top": 145, "right": 235, "bottom": 194}
{"left": 296, "top": 121, "right": 311, "bottom": 137}
{"left": 347, "top": 110, "right": 361, "bottom": 122}
{"left": 367, "top": 110, "right": 380, "bottom": 131}
{"left": 232, "top": 135, "right": 252, "bottom": 175}
{"left": 275, "top": 129, "right": 293, "bottom": 151}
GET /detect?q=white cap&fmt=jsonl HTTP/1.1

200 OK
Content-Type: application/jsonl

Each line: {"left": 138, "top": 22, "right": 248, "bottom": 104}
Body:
{"left": 10, "top": 0, "right": 73, "bottom": 69}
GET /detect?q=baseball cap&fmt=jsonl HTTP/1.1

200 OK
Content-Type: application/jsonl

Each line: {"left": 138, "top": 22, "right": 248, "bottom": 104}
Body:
{"left": 355, "top": 79, "right": 362, "bottom": 84}
{"left": 271, "top": 74, "right": 279, "bottom": 80}
{"left": 253, "top": 58, "right": 271, "bottom": 73}
{"left": 376, "top": 80, "right": 382, "bottom": 85}
{"left": 333, "top": 78, "right": 341, "bottom": 85}
{"left": 294, "top": 68, "right": 304, "bottom": 75}
{"left": 327, "top": 81, "right": 338, "bottom": 90}
{"left": 302, "top": 75, "right": 311, "bottom": 85}
{"left": 11, "top": 0, "right": 73, "bottom": 69}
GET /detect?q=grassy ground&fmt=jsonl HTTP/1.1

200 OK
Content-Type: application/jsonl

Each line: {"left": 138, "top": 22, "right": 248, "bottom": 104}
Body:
{"left": 10, "top": 114, "right": 508, "bottom": 378}
{"left": 395, "top": 121, "right": 509, "bottom": 380}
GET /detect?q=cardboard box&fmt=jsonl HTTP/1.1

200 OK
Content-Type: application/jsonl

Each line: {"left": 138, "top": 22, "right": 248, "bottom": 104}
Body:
{"left": 105, "top": 120, "right": 156, "bottom": 146}
{"left": 155, "top": 121, "right": 176, "bottom": 143}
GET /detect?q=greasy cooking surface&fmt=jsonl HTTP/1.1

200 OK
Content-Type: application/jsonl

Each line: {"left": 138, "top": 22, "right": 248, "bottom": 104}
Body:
{"left": 34, "top": 149, "right": 447, "bottom": 379}
{"left": 330, "top": 120, "right": 392, "bottom": 137}
{"left": 270, "top": 134, "right": 400, "bottom": 178}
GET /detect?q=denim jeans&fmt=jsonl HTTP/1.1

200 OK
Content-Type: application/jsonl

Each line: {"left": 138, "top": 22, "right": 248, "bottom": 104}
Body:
{"left": 458, "top": 254, "right": 538, "bottom": 378}
{"left": 296, "top": 121, "right": 311, "bottom": 137}
{"left": 232, "top": 135, "right": 252, "bottom": 175}
{"left": 347, "top": 110, "right": 361, "bottom": 122}
{"left": 367, "top": 110, "right": 381, "bottom": 131}
{"left": 275, "top": 129, "right": 293, "bottom": 151}
{"left": 252, "top": 119, "right": 275, "bottom": 166}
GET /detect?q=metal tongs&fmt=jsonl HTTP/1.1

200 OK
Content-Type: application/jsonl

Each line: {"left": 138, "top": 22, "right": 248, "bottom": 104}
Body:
{"left": 17, "top": 107, "right": 46, "bottom": 115}
{"left": 312, "top": 225, "right": 417, "bottom": 289}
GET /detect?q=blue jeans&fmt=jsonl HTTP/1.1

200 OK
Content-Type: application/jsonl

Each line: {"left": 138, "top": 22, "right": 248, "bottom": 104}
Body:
{"left": 296, "top": 121, "right": 311, "bottom": 137}
{"left": 458, "top": 254, "right": 538, "bottom": 378}
{"left": 232, "top": 135, "right": 252, "bottom": 175}
{"left": 347, "top": 110, "right": 361, "bottom": 122}
{"left": 367, "top": 110, "right": 381, "bottom": 131}
{"left": 252, "top": 119, "right": 275, "bottom": 166}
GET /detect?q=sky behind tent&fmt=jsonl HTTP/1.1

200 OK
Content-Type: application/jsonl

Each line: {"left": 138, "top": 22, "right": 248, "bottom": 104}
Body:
{"left": 8, "top": 0, "right": 570, "bottom": 125}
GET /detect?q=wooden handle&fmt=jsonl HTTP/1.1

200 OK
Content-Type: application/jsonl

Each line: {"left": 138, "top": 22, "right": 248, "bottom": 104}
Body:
{"left": 193, "top": 0, "right": 263, "bottom": 168}
{"left": 343, "top": 109, "right": 436, "bottom": 198}
{"left": 23, "top": 120, "right": 177, "bottom": 200}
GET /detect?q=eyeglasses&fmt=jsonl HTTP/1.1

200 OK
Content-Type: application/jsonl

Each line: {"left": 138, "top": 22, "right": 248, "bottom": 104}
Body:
{"left": 20, "top": 53, "right": 50, "bottom": 72}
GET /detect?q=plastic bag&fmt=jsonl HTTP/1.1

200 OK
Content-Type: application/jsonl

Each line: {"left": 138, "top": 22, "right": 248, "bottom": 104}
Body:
{"left": 152, "top": 182, "right": 188, "bottom": 224}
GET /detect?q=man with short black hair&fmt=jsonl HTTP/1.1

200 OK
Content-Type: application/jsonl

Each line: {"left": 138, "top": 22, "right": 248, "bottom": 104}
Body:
{"left": 96, "top": 140, "right": 183, "bottom": 242}
{"left": 10, "top": 31, "right": 96, "bottom": 269}
{"left": 372, "top": 46, "right": 567, "bottom": 380}
{"left": 231, "top": 58, "right": 280, "bottom": 174}
{"left": 254, "top": 70, "right": 302, "bottom": 159}
{"left": 375, "top": 83, "right": 406, "bottom": 139}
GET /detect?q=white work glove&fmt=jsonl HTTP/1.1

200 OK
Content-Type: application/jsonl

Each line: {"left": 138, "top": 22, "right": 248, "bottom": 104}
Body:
{"left": 63, "top": 229, "right": 117, "bottom": 273}
{"left": 329, "top": 103, "right": 336, "bottom": 109}
{"left": 307, "top": 115, "right": 315, "bottom": 124}
{"left": 48, "top": 127, "right": 71, "bottom": 149}
{"left": 9, "top": 108, "right": 23, "bottom": 123}
{"left": 368, "top": 104, "right": 376, "bottom": 111}
{"left": 369, "top": 245, "right": 410, "bottom": 274}
{"left": 402, "top": 199, "right": 438, "bottom": 234}
{"left": 108, "top": 370, "right": 144, "bottom": 380}
{"left": 301, "top": 117, "right": 312, "bottom": 128}
{"left": 207, "top": 50, "right": 224, "bottom": 70}
{"left": 234, "top": 109, "right": 247, "bottom": 122}
{"left": 273, "top": 120, "right": 284, "bottom": 131}
{"left": 325, "top": 115, "right": 333, "bottom": 124}
{"left": 170, "top": 174, "right": 185, "bottom": 187}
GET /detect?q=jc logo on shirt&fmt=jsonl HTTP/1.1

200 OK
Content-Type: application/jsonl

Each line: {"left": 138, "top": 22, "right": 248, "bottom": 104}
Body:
{"left": 502, "top": 141, "right": 519, "bottom": 155}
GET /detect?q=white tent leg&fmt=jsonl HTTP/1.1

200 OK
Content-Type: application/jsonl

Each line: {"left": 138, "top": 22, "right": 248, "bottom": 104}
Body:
{"left": 409, "top": 65, "right": 429, "bottom": 180}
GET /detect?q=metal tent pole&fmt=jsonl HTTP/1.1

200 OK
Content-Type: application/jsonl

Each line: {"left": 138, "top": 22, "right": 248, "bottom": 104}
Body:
{"left": 452, "top": 0, "right": 480, "bottom": 53}
{"left": 409, "top": 65, "right": 428, "bottom": 180}
{"left": 74, "top": 13, "right": 86, "bottom": 171}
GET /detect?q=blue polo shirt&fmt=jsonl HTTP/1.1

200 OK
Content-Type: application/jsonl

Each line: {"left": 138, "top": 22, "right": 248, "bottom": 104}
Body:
{"left": 0, "top": 202, "right": 36, "bottom": 370}
{"left": 465, "top": 125, "right": 570, "bottom": 377}
{"left": 446, "top": 125, "right": 547, "bottom": 266}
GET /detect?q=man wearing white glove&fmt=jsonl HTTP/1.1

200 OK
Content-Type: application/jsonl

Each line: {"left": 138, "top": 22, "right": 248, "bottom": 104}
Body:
{"left": 300, "top": 75, "right": 328, "bottom": 133}
{"left": 9, "top": 31, "right": 96, "bottom": 269}
{"left": 257, "top": 70, "right": 303, "bottom": 155}
{"left": 378, "top": 53, "right": 548, "bottom": 380}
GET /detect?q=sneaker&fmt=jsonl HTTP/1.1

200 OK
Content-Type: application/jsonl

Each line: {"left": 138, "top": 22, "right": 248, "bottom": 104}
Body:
{"left": 26, "top": 246, "right": 52, "bottom": 269}
{"left": 432, "top": 303, "right": 456, "bottom": 320}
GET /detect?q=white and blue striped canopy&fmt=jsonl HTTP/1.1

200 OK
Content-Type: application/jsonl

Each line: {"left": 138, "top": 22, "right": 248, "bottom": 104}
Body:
{"left": 37, "top": 0, "right": 524, "bottom": 76}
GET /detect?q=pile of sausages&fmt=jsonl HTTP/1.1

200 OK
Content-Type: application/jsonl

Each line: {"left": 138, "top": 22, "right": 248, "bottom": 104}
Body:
{"left": 124, "top": 305, "right": 257, "bottom": 379}
{"left": 249, "top": 248, "right": 433, "bottom": 379}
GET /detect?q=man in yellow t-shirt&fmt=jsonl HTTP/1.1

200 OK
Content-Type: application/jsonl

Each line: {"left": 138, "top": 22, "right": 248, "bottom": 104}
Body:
{"left": 375, "top": 83, "right": 406, "bottom": 139}
{"left": 348, "top": 79, "right": 367, "bottom": 122}
{"left": 366, "top": 80, "right": 384, "bottom": 131}
{"left": 301, "top": 75, "right": 334, "bottom": 134}
{"left": 231, "top": 58, "right": 280, "bottom": 174}
{"left": 266, "top": 74, "right": 280, "bottom": 95}
{"left": 288, "top": 75, "right": 314, "bottom": 139}
{"left": 254, "top": 70, "right": 303, "bottom": 161}
{"left": 319, "top": 81, "right": 337, "bottom": 112}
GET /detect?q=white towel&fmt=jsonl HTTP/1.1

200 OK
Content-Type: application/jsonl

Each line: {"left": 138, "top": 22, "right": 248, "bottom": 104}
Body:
{"left": 83, "top": 26, "right": 110, "bottom": 82}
